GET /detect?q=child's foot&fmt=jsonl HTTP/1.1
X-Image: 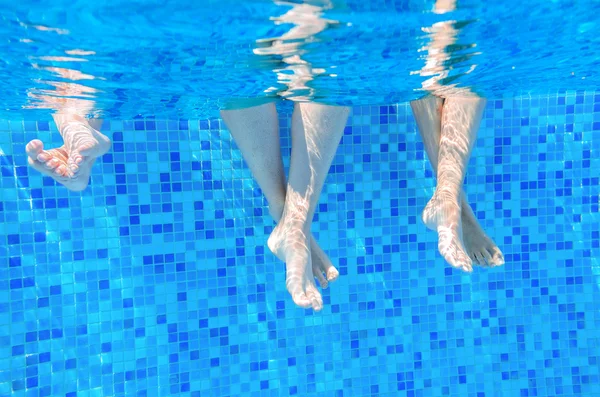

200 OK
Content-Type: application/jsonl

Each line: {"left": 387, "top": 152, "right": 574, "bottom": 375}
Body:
{"left": 422, "top": 193, "right": 473, "bottom": 272}
{"left": 461, "top": 205, "right": 504, "bottom": 267}
{"left": 26, "top": 117, "right": 110, "bottom": 191}
{"left": 267, "top": 213, "right": 323, "bottom": 311}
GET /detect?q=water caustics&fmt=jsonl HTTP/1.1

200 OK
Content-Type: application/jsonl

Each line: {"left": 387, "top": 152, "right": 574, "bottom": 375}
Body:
{"left": 253, "top": 0, "right": 343, "bottom": 102}
{"left": 0, "top": 0, "right": 598, "bottom": 118}
{"left": 21, "top": 22, "right": 100, "bottom": 117}
{"left": 412, "top": 0, "right": 480, "bottom": 97}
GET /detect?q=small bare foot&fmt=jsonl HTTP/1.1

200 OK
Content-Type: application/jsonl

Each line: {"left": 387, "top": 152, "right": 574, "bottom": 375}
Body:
{"left": 461, "top": 205, "right": 504, "bottom": 267}
{"left": 310, "top": 237, "right": 339, "bottom": 289}
{"left": 26, "top": 116, "right": 110, "bottom": 191}
{"left": 268, "top": 221, "right": 323, "bottom": 311}
{"left": 422, "top": 194, "right": 473, "bottom": 272}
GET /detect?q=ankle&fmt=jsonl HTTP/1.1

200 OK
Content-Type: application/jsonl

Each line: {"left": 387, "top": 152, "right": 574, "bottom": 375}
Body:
{"left": 268, "top": 202, "right": 284, "bottom": 222}
{"left": 432, "top": 186, "right": 461, "bottom": 202}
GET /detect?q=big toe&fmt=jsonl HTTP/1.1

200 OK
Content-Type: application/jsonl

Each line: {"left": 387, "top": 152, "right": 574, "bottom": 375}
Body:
{"left": 305, "top": 283, "right": 323, "bottom": 312}
{"left": 289, "top": 289, "right": 312, "bottom": 309}
{"left": 26, "top": 140, "right": 44, "bottom": 159}
{"left": 451, "top": 252, "right": 473, "bottom": 272}
{"left": 489, "top": 248, "right": 505, "bottom": 267}
{"left": 285, "top": 258, "right": 312, "bottom": 309}
{"left": 326, "top": 267, "right": 339, "bottom": 282}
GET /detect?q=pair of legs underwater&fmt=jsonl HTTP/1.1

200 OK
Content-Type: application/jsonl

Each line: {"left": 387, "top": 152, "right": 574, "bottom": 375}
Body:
{"left": 221, "top": 101, "right": 350, "bottom": 311}
{"left": 411, "top": 95, "right": 504, "bottom": 271}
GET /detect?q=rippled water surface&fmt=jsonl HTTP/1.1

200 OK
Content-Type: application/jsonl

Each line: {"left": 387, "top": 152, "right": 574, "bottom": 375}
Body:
{"left": 1, "top": 0, "right": 599, "bottom": 119}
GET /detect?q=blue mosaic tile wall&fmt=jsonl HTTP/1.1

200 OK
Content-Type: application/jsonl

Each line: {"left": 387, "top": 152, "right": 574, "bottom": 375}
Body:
{"left": 1, "top": 94, "right": 599, "bottom": 397}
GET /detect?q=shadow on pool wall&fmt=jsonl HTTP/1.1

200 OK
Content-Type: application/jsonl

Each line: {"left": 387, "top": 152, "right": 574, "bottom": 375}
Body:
{"left": 0, "top": 93, "right": 599, "bottom": 396}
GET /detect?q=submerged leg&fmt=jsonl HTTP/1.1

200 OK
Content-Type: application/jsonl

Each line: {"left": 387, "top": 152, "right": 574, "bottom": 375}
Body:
{"left": 220, "top": 102, "right": 339, "bottom": 294}
{"left": 26, "top": 114, "right": 111, "bottom": 192}
{"left": 413, "top": 96, "right": 488, "bottom": 272}
{"left": 267, "top": 102, "right": 349, "bottom": 311}
{"left": 410, "top": 96, "right": 504, "bottom": 268}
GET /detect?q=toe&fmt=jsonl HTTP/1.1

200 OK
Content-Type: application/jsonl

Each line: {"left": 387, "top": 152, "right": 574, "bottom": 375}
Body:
{"left": 285, "top": 256, "right": 312, "bottom": 309}
{"left": 66, "top": 153, "right": 84, "bottom": 176}
{"left": 26, "top": 140, "right": 44, "bottom": 159}
{"left": 460, "top": 258, "right": 473, "bottom": 272}
{"left": 286, "top": 274, "right": 311, "bottom": 308}
{"left": 310, "top": 238, "right": 338, "bottom": 283}
{"left": 313, "top": 266, "right": 329, "bottom": 289}
{"left": 69, "top": 151, "right": 84, "bottom": 164}
{"left": 470, "top": 251, "right": 483, "bottom": 266}
{"left": 54, "top": 164, "right": 68, "bottom": 177}
{"left": 326, "top": 267, "right": 339, "bottom": 282}
{"left": 291, "top": 292, "right": 312, "bottom": 309}
{"left": 475, "top": 251, "right": 488, "bottom": 267}
{"left": 44, "top": 158, "right": 61, "bottom": 170}
{"left": 27, "top": 157, "right": 50, "bottom": 175}
{"left": 462, "top": 251, "right": 474, "bottom": 271}
{"left": 480, "top": 249, "right": 494, "bottom": 266}
{"left": 490, "top": 248, "right": 505, "bottom": 266}
{"left": 37, "top": 152, "right": 52, "bottom": 163}
{"left": 305, "top": 283, "right": 323, "bottom": 312}
{"left": 450, "top": 251, "right": 473, "bottom": 273}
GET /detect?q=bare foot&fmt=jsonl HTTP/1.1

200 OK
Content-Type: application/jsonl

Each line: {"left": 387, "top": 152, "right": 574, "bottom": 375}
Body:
{"left": 26, "top": 116, "right": 110, "bottom": 191}
{"left": 268, "top": 203, "right": 339, "bottom": 289}
{"left": 422, "top": 194, "right": 473, "bottom": 272}
{"left": 461, "top": 202, "right": 504, "bottom": 267}
{"left": 267, "top": 206, "right": 323, "bottom": 311}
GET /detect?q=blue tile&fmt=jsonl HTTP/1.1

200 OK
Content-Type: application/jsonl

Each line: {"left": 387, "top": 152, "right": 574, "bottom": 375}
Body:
{"left": 0, "top": 95, "right": 599, "bottom": 397}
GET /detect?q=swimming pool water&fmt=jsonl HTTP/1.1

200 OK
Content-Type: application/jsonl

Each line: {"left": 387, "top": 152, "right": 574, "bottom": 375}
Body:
{"left": 1, "top": 93, "right": 599, "bottom": 396}
{"left": 1, "top": 0, "right": 599, "bottom": 119}
{"left": 2, "top": 0, "right": 600, "bottom": 395}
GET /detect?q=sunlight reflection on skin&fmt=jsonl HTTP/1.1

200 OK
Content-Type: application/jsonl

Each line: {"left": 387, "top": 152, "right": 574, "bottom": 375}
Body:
{"left": 267, "top": 103, "right": 349, "bottom": 310}
{"left": 220, "top": 102, "right": 341, "bottom": 311}
{"left": 22, "top": 32, "right": 111, "bottom": 191}
{"left": 411, "top": 0, "right": 504, "bottom": 271}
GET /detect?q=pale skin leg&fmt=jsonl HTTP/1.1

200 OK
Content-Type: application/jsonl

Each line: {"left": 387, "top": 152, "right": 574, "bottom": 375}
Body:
{"left": 220, "top": 102, "right": 340, "bottom": 296}
{"left": 267, "top": 102, "right": 349, "bottom": 310}
{"left": 413, "top": 95, "right": 502, "bottom": 272}
{"left": 411, "top": 96, "right": 504, "bottom": 269}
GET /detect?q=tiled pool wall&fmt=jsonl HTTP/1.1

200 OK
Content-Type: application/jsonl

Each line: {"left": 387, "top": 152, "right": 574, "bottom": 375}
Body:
{"left": 1, "top": 93, "right": 599, "bottom": 397}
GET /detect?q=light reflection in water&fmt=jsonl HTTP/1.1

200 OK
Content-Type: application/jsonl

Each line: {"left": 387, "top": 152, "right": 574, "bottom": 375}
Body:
{"left": 254, "top": 0, "right": 339, "bottom": 101}
{"left": 20, "top": 23, "right": 100, "bottom": 117}
{"left": 413, "top": 0, "right": 480, "bottom": 96}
